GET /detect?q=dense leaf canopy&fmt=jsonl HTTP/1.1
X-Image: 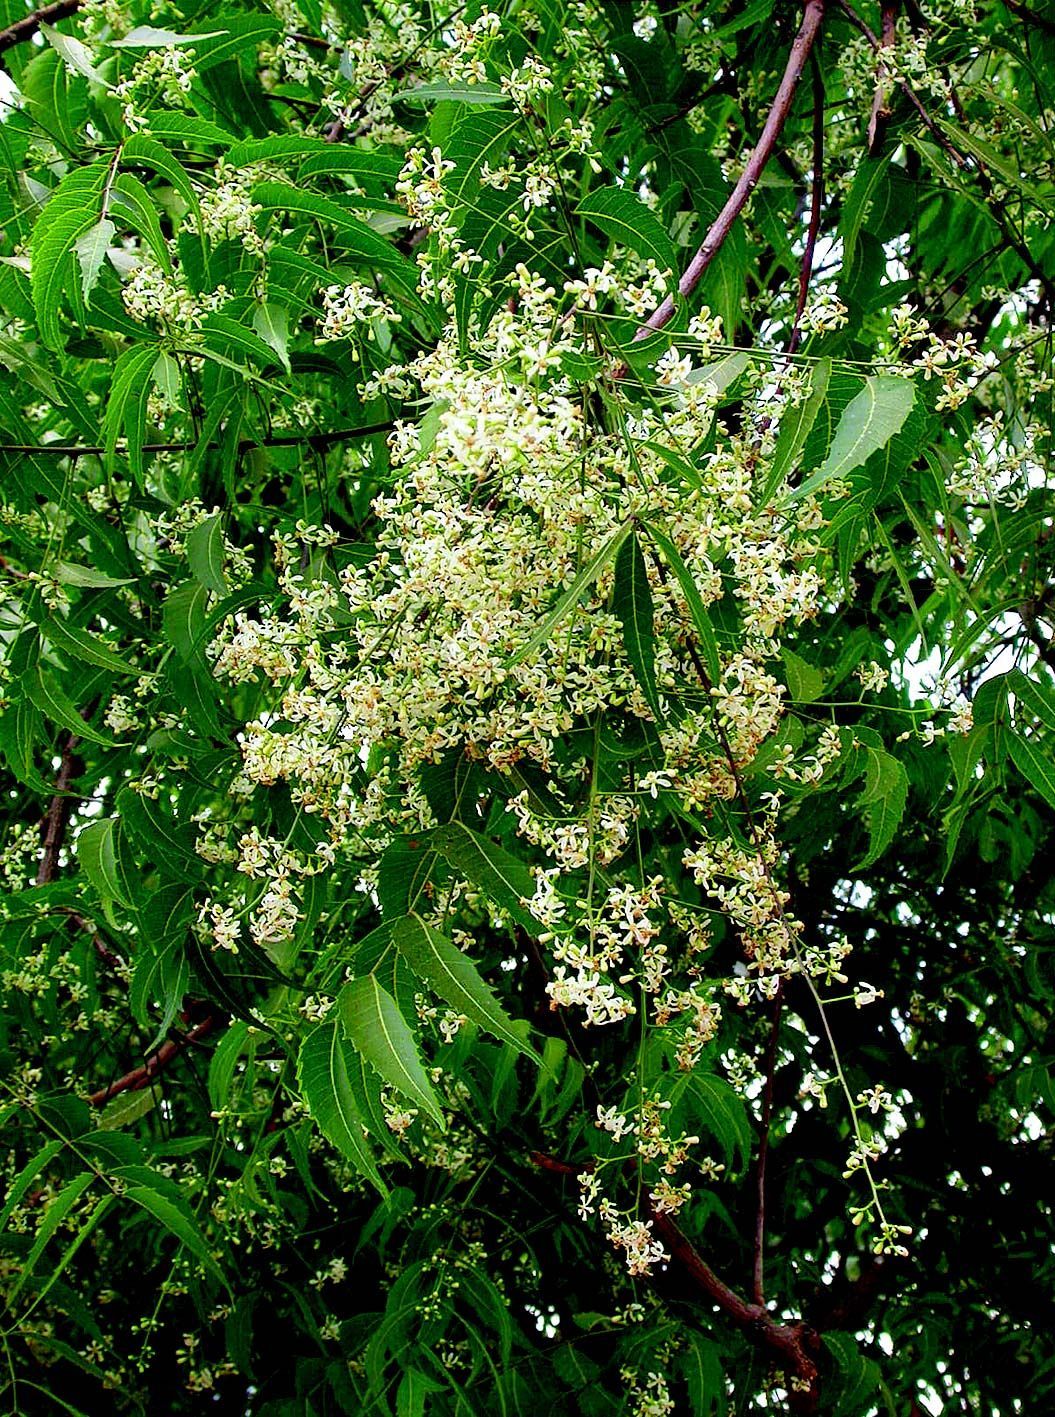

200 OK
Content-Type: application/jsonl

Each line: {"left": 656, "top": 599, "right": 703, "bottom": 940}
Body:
{"left": 0, "top": 0, "right": 1053, "bottom": 1413}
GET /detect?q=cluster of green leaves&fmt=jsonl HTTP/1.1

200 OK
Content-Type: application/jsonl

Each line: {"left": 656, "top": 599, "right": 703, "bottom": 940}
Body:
{"left": 0, "top": 1, "right": 1054, "bottom": 1414}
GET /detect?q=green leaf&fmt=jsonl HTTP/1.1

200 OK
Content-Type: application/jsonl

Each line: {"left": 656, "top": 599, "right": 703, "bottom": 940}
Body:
{"left": 103, "top": 342, "right": 162, "bottom": 483}
{"left": 122, "top": 135, "right": 200, "bottom": 217}
{"left": 110, "top": 25, "right": 225, "bottom": 47}
{"left": 576, "top": 187, "right": 676, "bottom": 278}
{"left": 40, "top": 613, "right": 137, "bottom": 676}
{"left": 185, "top": 514, "right": 229, "bottom": 596}
{"left": 252, "top": 182, "right": 410, "bottom": 270}
{"left": 76, "top": 817, "right": 136, "bottom": 908}
{"left": 39, "top": 22, "right": 109, "bottom": 85}
{"left": 508, "top": 522, "right": 632, "bottom": 666}
{"left": 0, "top": 1139, "right": 65, "bottom": 1232}
{"left": 25, "top": 665, "right": 116, "bottom": 745}
{"left": 856, "top": 748, "right": 909, "bottom": 868}
{"left": 431, "top": 822, "right": 538, "bottom": 931}
{"left": 613, "top": 528, "right": 661, "bottom": 719}
{"left": 123, "top": 1184, "right": 226, "bottom": 1287}
{"left": 782, "top": 649, "right": 824, "bottom": 703}
{"left": 1007, "top": 729, "right": 1055, "bottom": 811}
{"left": 298, "top": 1017, "right": 386, "bottom": 1193}
{"left": 393, "top": 916, "right": 538, "bottom": 1059}
{"left": 396, "top": 80, "right": 510, "bottom": 105}
{"left": 681, "top": 1333, "right": 724, "bottom": 1417}
{"left": 7, "top": 1172, "right": 95, "bottom": 1303}
{"left": 339, "top": 976, "right": 446, "bottom": 1128}
{"left": 644, "top": 521, "right": 721, "bottom": 683}
{"left": 98, "top": 1090, "right": 156, "bottom": 1130}
{"left": 251, "top": 301, "right": 290, "bottom": 373}
{"left": 682, "top": 1072, "right": 753, "bottom": 1169}
{"left": 789, "top": 375, "right": 917, "bottom": 503}
{"left": 30, "top": 164, "right": 110, "bottom": 351}
{"left": 151, "top": 351, "right": 181, "bottom": 406}
{"left": 55, "top": 563, "right": 134, "bottom": 589}
{"left": 72, "top": 218, "right": 115, "bottom": 304}
{"left": 162, "top": 580, "right": 208, "bottom": 662}
{"left": 759, "top": 356, "right": 831, "bottom": 504}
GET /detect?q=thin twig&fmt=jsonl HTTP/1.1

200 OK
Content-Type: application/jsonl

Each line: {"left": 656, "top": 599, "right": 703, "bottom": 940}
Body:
{"left": 753, "top": 982, "right": 786, "bottom": 1305}
{"left": 838, "top": 0, "right": 1055, "bottom": 305}
{"left": 786, "top": 54, "right": 826, "bottom": 357}
{"left": 87, "top": 1016, "right": 219, "bottom": 1107}
{"left": 867, "top": 1, "right": 899, "bottom": 157}
{"left": 36, "top": 732, "right": 79, "bottom": 886}
{"left": 635, "top": 0, "right": 826, "bottom": 340}
{"left": 0, "top": 420, "right": 395, "bottom": 461}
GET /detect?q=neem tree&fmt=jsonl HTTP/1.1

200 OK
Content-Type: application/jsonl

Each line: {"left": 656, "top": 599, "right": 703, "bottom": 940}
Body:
{"left": 0, "top": 0, "right": 1053, "bottom": 1411}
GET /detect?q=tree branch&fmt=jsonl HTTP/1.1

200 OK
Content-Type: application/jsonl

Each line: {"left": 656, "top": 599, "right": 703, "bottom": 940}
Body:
{"left": 36, "top": 731, "right": 79, "bottom": 886}
{"left": 87, "top": 1016, "right": 219, "bottom": 1107}
{"left": 0, "top": 420, "right": 395, "bottom": 461}
{"left": 867, "top": 1, "right": 899, "bottom": 157}
{"left": 786, "top": 54, "right": 826, "bottom": 356}
{"left": 645, "top": 1202, "right": 821, "bottom": 1411}
{"left": 530, "top": 1150, "right": 821, "bottom": 1408}
{"left": 0, "top": 0, "right": 80, "bottom": 56}
{"left": 752, "top": 982, "right": 786, "bottom": 1305}
{"left": 635, "top": 0, "right": 826, "bottom": 340}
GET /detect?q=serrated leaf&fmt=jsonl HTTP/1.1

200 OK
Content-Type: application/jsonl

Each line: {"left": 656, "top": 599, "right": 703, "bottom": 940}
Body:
{"left": 110, "top": 26, "right": 226, "bottom": 47}
{"left": 252, "top": 182, "right": 410, "bottom": 271}
{"left": 98, "top": 1089, "right": 156, "bottom": 1130}
{"left": 76, "top": 817, "right": 136, "bottom": 908}
{"left": 856, "top": 748, "right": 908, "bottom": 867}
{"left": 431, "top": 822, "right": 538, "bottom": 931}
{"left": 395, "top": 80, "right": 510, "bottom": 105}
{"left": 613, "top": 528, "right": 661, "bottom": 719}
{"left": 251, "top": 301, "right": 290, "bottom": 372}
{"left": 339, "top": 976, "right": 445, "bottom": 1128}
{"left": 185, "top": 514, "right": 228, "bottom": 596}
{"left": 40, "top": 613, "right": 137, "bottom": 676}
{"left": 73, "top": 218, "right": 115, "bottom": 304}
{"left": 40, "top": 23, "right": 110, "bottom": 85}
{"left": 55, "top": 562, "right": 134, "bottom": 589}
{"left": 782, "top": 649, "right": 824, "bottom": 703}
{"left": 124, "top": 1184, "right": 226, "bottom": 1287}
{"left": 684, "top": 1072, "right": 753, "bottom": 1169}
{"left": 645, "top": 521, "right": 721, "bottom": 683}
{"left": 789, "top": 375, "right": 916, "bottom": 503}
{"left": 162, "top": 580, "right": 208, "bottom": 662}
{"left": 576, "top": 187, "right": 676, "bottom": 278}
{"left": 25, "top": 665, "right": 116, "bottom": 746}
{"left": 508, "top": 522, "right": 631, "bottom": 666}
{"left": 151, "top": 351, "right": 181, "bottom": 406}
{"left": 298, "top": 1017, "right": 385, "bottom": 1193}
{"left": 760, "top": 356, "right": 831, "bottom": 504}
{"left": 1007, "top": 729, "right": 1055, "bottom": 811}
{"left": 7, "top": 1172, "right": 95, "bottom": 1303}
{"left": 393, "top": 915, "right": 538, "bottom": 1059}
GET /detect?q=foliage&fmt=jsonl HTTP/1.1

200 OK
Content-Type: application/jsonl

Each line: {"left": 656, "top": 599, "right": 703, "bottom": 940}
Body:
{"left": 0, "top": 0, "right": 1053, "bottom": 1413}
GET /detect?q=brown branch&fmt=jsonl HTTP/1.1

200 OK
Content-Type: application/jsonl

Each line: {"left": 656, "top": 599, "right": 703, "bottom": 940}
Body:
{"left": 87, "top": 1016, "right": 219, "bottom": 1107}
{"left": 36, "top": 731, "right": 79, "bottom": 886}
{"left": 645, "top": 1202, "right": 821, "bottom": 1410}
{"left": 0, "top": 420, "right": 395, "bottom": 461}
{"left": 867, "top": 1, "right": 898, "bottom": 156}
{"left": 635, "top": 0, "right": 826, "bottom": 340}
{"left": 530, "top": 1150, "right": 820, "bottom": 1408}
{"left": 786, "top": 55, "right": 826, "bottom": 357}
{"left": 0, "top": 0, "right": 80, "bottom": 56}
{"left": 752, "top": 982, "right": 786, "bottom": 1305}
{"left": 1002, "top": 0, "right": 1055, "bottom": 36}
